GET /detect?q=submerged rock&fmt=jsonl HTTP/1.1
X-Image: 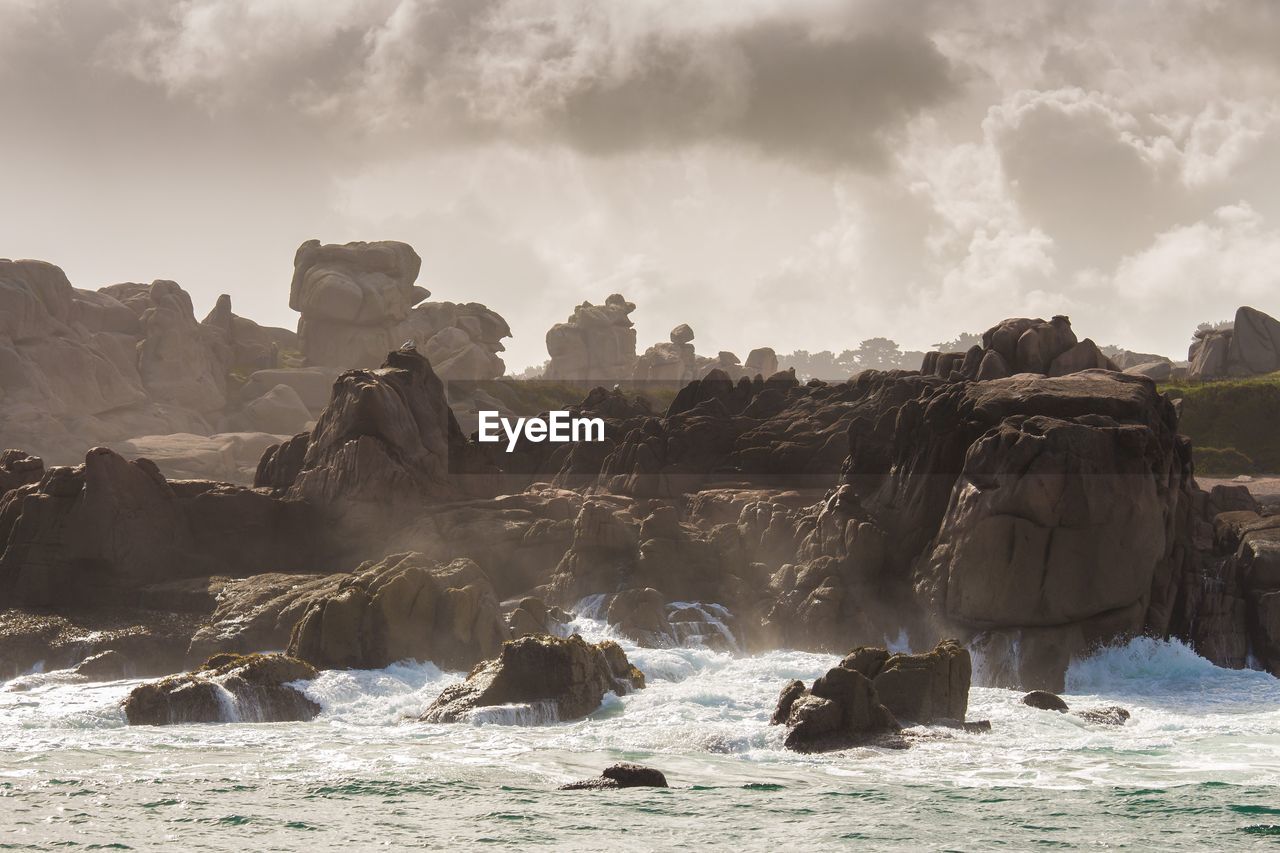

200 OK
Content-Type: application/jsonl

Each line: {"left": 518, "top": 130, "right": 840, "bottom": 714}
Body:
{"left": 420, "top": 634, "right": 644, "bottom": 724}
{"left": 560, "top": 763, "right": 669, "bottom": 790}
{"left": 1075, "top": 706, "right": 1131, "bottom": 726}
{"left": 1022, "top": 690, "right": 1070, "bottom": 712}
{"left": 122, "top": 653, "right": 319, "bottom": 726}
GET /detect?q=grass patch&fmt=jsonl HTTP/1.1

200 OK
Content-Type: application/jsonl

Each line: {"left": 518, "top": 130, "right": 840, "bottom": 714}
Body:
{"left": 1160, "top": 371, "right": 1280, "bottom": 474}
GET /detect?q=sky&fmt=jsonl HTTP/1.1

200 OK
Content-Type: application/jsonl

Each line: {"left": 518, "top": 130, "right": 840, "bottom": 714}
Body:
{"left": 3, "top": 0, "right": 1280, "bottom": 371}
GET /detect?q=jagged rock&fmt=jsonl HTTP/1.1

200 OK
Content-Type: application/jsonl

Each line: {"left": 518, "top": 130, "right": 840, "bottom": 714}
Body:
{"left": 122, "top": 653, "right": 319, "bottom": 725}
{"left": 560, "top": 763, "right": 669, "bottom": 790}
{"left": 924, "top": 316, "right": 1117, "bottom": 380}
{"left": 771, "top": 663, "right": 900, "bottom": 752}
{"left": 1075, "top": 706, "right": 1131, "bottom": 725}
{"left": 1022, "top": 690, "right": 1069, "bottom": 712}
{"left": 290, "top": 239, "right": 425, "bottom": 368}
{"left": 545, "top": 294, "right": 638, "bottom": 381}
{"left": 395, "top": 301, "right": 511, "bottom": 380}
{"left": 0, "top": 447, "right": 332, "bottom": 608}
{"left": 507, "top": 597, "right": 572, "bottom": 639}
{"left": 288, "top": 553, "right": 508, "bottom": 671}
{"left": 420, "top": 634, "right": 644, "bottom": 724}
{"left": 261, "top": 344, "right": 494, "bottom": 531}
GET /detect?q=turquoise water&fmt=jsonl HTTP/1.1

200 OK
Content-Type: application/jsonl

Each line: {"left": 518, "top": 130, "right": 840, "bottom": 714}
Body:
{"left": 2, "top": 627, "right": 1279, "bottom": 850}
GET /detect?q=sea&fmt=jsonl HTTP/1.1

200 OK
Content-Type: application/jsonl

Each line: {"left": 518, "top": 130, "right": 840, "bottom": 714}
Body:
{"left": 2, "top": 611, "right": 1279, "bottom": 851}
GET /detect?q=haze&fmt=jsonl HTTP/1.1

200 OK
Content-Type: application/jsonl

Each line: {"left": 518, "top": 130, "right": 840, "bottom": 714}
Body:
{"left": 3, "top": 0, "right": 1279, "bottom": 371}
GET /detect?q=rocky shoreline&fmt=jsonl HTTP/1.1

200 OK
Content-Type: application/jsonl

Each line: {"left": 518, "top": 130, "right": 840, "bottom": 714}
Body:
{"left": 2, "top": 248, "right": 1279, "bottom": 737}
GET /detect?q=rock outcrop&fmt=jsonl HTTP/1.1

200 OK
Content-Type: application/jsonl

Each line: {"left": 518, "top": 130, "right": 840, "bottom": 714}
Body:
{"left": 1189, "top": 306, "right": 1280, "bottom": 379}
{"left": 201, "top": 293, "right": 296, "bottom": 371}
{"left": 921, "top": 315, "right": 1117, "bottom": 381}
{"left": 288, "top": 553, "right": 508, "bottom": 671}
{"left": 0, "top": 447, "right": 333, "bottom": 608}
{"left": 122, "top": 653, "right": 319, "bottom": 725}
{"left": 545, "top": 294, "right": 638, "bottom": 381}
{"left": 420, "top": 634, "right": 644, "bottom": 723}
{"left": 290, "top": 239, "right": 427, "bottom": 369}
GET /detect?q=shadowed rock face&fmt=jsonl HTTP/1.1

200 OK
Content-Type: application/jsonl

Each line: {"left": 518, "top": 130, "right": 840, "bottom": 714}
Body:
{"left": 395, "top": 301, "right": 511, "bottom": 380}
{"left": 122, "top": 653, "right": 319, "bottom": 726}
{"left": 920, "top": 315, "right": 1117, "bottom": 381}
{"left": 420, "top": 634, "right": 644, "bottom": 724}
{"left": 0, "top": 448, "right": 334, "bottom": 608}
{"left": 288, "top": 553, "right": 509, "bottom": 671}
{"left": 290, "top": 239, "right": 426, "bottom": 369}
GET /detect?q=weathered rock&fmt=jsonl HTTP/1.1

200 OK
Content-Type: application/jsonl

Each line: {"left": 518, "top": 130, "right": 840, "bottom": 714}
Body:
{"left": 1190, "top": 306, "right": 1280, "bottom": 379}
{"left": 122, "top": 653, "right": 319, "bottom": 725}
{"left": 0, "top": 608, "right": 203, "bottom": 680}
{"left": 74, "top": 650, "right": 131, "bottom": 680}
{"left": 633, "top": 326, "right": 697, "bottom": 383}
{"left": 745, "top": 347, "right": 779, "bottom": 379}
{"left": 0, "top": 450, "right": 43, "bottom": 497}
{"left": 186, "top": 572, "right": 345, "bottom": 664}
{"left": 1022, "top": 690, "right": 1069, "bottom": 712}
{"left": 545, "top": 294, "right": 638, "bottom": 381}
{"left": 395, "top": 301, "right": 511, "bottom": 380}
{"left": 1123, "top": 360, "right": 1174, "bottom": 381}
{"left": 420, "top": 634, "right": 643, "bottom": 724}
{"left": 290, "top": 239, "right": 425, "bottom": 369}
{"left": 202, "top": 293, "right": 295, "bottom": 371}
{"left": 288, "top": 553, "right": 508, "bottom": 671}
{"left": 773, "top": 664, "right": 900, "bottom": 752}
{"left": 560, "top": 763, "right": 669, "bottom": 790}
{"left": 241, "top": 383, "right": 313, "bottom": 435}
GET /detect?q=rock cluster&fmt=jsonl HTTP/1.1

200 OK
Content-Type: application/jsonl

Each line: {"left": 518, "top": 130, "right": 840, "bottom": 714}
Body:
{"left": 421, "top": 634, "right": 644, "bottom": 723}
{"left": 1189, "top": 306, "right": 1280, "bottom": 379}
{"left": 122, "top": 653, "right": 319, "bottom": 725}
{"left": 771, "top": 640, "right": 972, "bottom": 752}
{"left": 545, "top": 294, "right": 638, "bottom": 381}
{"left": 634, "top": 324, "right": 699, "bottom": 383}
{"left": 921, "top": 315, "right": 1118, "bottom": 381}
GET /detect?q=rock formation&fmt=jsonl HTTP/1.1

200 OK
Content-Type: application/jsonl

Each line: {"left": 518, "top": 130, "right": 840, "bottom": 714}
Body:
{"left": 201, "top": 293, "right": 297, "bottom": 371}
{"left": 1189, "top": 306, "right": 1280, "bottom": 379}
{"left": 289, "top": 239, "right": 428, "bottom": 369}
{"left": 544, "top": 294, "right": 638, "bottom": 381}
{"left": 287, "top": 553, "right": 508, "bottom": 671}
{"left": 920, "top": 315, "right": 1118, "bottom": 381}
{"left": 420, "top": 634, "right": 644, "bottom": 723}
{"left": 560, "top": 764, "right": 669, "bottom": 790}
{"left": 395, "top": 301, "right": 511, "bottom": 380}
{"left": 633, "top": 324, "right": 698, "bottom": 383}
{"left": 122, "top": 653, "right": 319, "bottom": 725}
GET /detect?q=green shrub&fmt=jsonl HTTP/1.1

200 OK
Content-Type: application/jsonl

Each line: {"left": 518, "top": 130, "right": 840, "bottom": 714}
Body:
{"left": 1160, "top": 372, "right": 1280, "bottom": 475}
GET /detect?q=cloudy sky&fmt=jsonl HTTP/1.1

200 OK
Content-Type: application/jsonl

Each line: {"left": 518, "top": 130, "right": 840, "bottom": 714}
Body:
{"left": 4, "top": 0, "right": 1280, "bottom": 370}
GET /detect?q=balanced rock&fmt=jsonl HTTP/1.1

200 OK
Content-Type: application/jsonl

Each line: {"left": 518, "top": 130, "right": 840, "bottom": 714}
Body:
{"left": 122, "top": 653, "right": 319, "bottom": 725}
{"left": 545, "top": 294, "right": 638, "bottom": 381}
{"left": 420, "top": 634, "right": 644, "bottom": 724}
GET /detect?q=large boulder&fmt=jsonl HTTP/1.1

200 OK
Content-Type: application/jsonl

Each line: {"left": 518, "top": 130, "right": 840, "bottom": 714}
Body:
{"left": 544, "top": 294, "right": 638, "bottom": 381}
{"left": 289, "top": 239, "right": 425, "bottom": 369}
{"left": 420, "top": 633, "right": 644, "bottom": 723}
{"left": 287, "top": 553, "right": 509, "bottom": 671}
{"left": 770, "top": 664, "right": 900, "bottom": 752}
{"left": 1189, "top": 306, "right": 1280, "bottom": 379}
{"left": 922, "top": 316, "right": 1117, "bottom": 380}
{"left": 122, "top": 653, "right": 319, "bottom": 725}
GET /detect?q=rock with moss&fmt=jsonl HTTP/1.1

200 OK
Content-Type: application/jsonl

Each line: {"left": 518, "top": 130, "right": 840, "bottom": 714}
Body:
{"left": 420, "top": 634, "right": 644, "bottom": 724}
{"left": 122, "top": 653, "right": 319, "bottom": 726}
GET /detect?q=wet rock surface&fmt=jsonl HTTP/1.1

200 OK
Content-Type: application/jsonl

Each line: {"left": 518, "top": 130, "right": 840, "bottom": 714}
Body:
{"left": 421, "top": 634, "right": 644, "bottom": 724}
{"left": 560, "top": 763, "right": 669, "bottom": 790}
{"left": 122, "top": 653, "right": 319, "bottom": 726}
